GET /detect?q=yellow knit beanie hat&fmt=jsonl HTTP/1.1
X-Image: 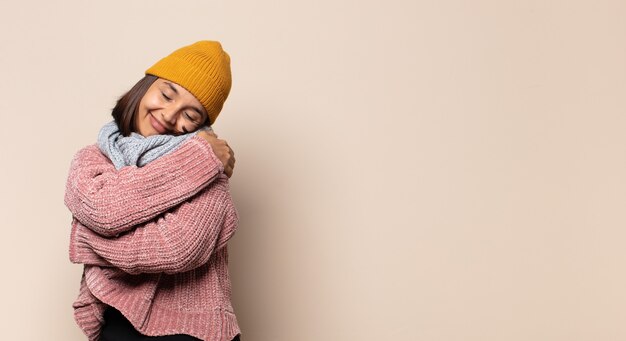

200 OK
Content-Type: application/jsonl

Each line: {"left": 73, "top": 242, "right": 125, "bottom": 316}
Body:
{"left": 145, "top": 40, "right": 232, "bottom": 125}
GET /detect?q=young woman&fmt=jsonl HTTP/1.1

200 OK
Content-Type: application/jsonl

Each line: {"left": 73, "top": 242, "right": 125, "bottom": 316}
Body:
{"left": 65, "top": 41, "right": 241, "bottom": 341}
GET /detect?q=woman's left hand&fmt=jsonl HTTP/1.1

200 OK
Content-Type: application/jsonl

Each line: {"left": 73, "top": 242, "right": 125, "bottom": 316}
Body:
{"left": 197, "top": 130, "right": 236, "bottom": 178}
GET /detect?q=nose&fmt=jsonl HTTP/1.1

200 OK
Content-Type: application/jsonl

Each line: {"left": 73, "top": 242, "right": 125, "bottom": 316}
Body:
{"left": 161, "top": 110, "right": 178, "bottom": 125}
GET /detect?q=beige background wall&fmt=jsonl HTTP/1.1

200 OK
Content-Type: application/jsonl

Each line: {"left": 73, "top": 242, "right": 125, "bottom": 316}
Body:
{"left": 1, "top": 0, "right": 625, "bottom": 340}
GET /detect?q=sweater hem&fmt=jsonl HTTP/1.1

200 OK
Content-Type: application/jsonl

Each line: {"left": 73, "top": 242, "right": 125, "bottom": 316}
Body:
{"left": 82, "top": 266, "right": 240, "bottom": 341}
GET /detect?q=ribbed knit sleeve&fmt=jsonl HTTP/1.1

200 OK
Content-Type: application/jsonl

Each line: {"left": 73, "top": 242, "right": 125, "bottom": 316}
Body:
{"left": 64, "top": 136, "right": 223, "bottom": 237}
{"left": 69, "top": 174, "right": 238, "bottom": 274}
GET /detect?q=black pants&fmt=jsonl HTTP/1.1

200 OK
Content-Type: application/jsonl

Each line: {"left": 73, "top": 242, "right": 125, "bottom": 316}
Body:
{"left": 101, "top": 307, "right": 241, "bottom": 341}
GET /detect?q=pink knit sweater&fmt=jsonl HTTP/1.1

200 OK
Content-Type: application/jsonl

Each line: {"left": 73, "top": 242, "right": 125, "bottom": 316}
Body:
{"left": 65, "top": 136, "right": 240, "bottom": 341}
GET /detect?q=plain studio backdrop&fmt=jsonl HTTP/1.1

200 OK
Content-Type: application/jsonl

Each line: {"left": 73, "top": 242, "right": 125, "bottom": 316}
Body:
{"left": 0, "top": 0, "right": 625, "bottom": 340}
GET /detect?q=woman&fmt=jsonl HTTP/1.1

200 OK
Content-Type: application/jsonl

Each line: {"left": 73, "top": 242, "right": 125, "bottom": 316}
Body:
{"left": 65, "top": 41, "right": 241, "bottom": 341}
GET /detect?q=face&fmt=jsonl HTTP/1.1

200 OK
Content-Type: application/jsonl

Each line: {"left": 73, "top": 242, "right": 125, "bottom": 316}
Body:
{"left": 135, "top": 78, "right": 208, "bottom": 137}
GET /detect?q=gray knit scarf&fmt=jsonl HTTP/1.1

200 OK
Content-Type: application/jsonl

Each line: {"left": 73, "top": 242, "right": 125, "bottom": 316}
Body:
{"left": 97, "top": 121, "right": 203, "bottom": 170}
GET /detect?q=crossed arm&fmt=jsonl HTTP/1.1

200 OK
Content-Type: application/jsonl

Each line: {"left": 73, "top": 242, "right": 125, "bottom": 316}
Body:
{"left": 64, "top": 136, "right": 224, "bottom": 237}
{"left": 69, "top": 174, "right": 238, "bottom": 274}
{"left": 65, "top": 136, "right": 238, "bottom": 274}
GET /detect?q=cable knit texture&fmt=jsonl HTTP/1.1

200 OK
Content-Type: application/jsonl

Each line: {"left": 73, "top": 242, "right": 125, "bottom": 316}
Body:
{"left": 65, "top": 135, "right": 240, "bottom": 341}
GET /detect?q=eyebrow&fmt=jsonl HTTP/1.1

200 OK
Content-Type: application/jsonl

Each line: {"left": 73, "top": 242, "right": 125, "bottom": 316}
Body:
{"left": 164, "top": 81, "right": 207, "bottom": 121}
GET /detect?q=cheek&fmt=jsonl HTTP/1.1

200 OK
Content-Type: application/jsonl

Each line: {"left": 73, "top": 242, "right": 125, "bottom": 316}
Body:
{"left": 141, "top": 92, "right": 163, "bottom": 110}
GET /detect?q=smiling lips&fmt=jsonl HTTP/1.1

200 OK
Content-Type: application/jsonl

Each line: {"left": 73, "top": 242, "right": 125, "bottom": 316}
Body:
{"left": 149, "top": 113, "right": 169, "bottom": 134}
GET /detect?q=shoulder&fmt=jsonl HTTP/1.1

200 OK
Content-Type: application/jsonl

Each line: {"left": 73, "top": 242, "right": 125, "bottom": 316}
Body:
{"left": 72, "top": 143, "right": 103, "bottom": 159}
{"left": 69, "top": 144, "right": 111, "bottom": 168}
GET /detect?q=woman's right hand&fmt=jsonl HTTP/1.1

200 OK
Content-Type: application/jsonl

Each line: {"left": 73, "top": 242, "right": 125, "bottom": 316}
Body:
{"left": 197, "top": 130, "right": 235, "bottom": 178}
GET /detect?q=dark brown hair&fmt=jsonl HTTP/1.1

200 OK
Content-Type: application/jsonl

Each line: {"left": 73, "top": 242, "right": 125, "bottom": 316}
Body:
{"left": 111, "top": 74, "right": 158, "bottom": 136}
